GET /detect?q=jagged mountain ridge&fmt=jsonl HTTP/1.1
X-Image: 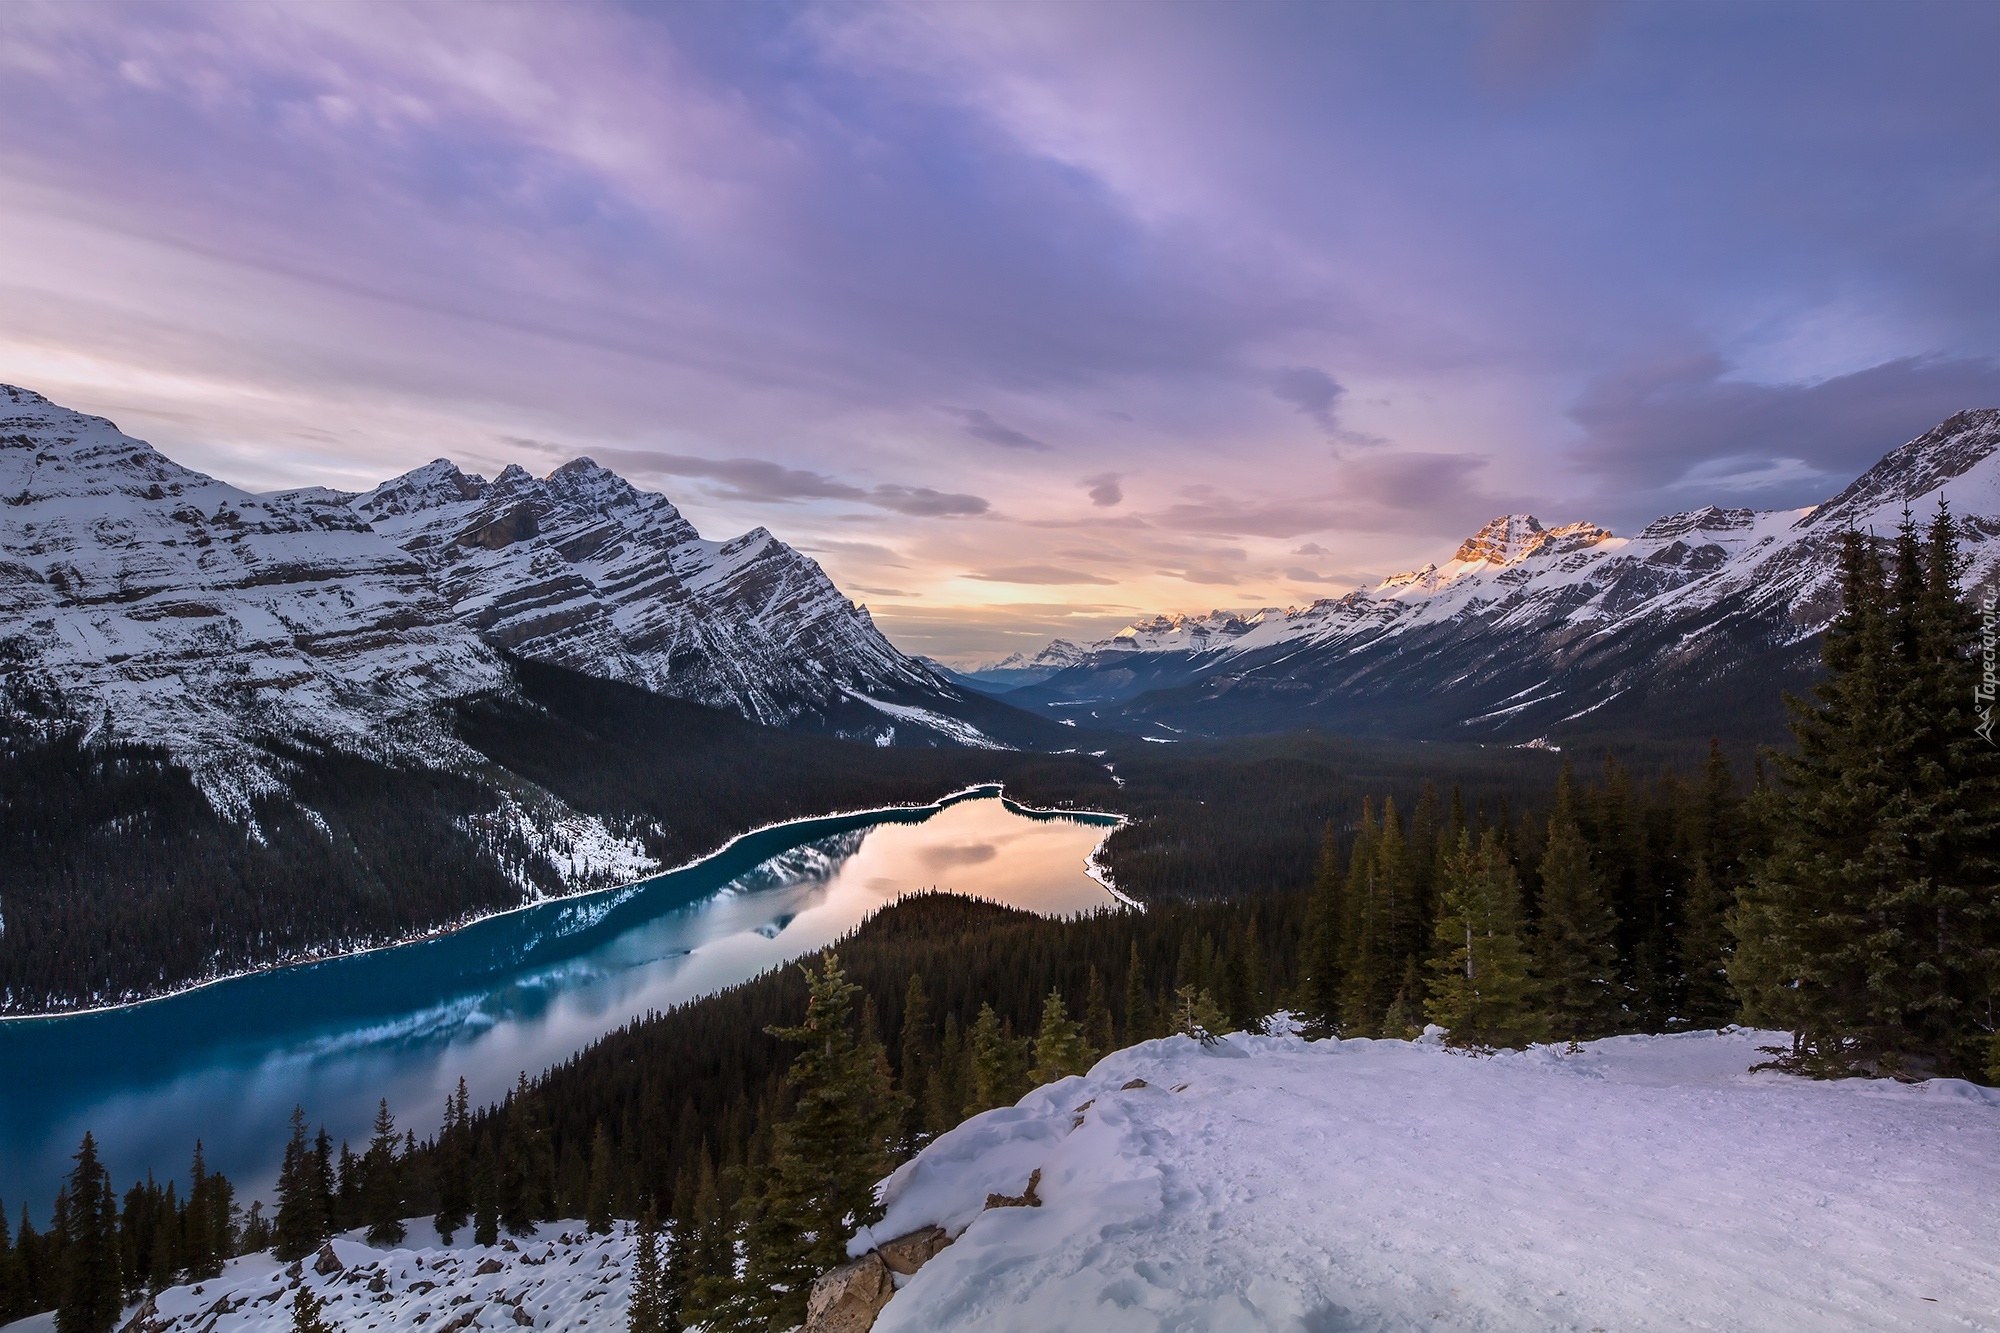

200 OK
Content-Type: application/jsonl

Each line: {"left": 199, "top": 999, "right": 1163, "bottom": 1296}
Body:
{"left": 1003, "top": 409, "right": 2000, "bottom": 745}
{"left": 0, "top": 385, "right": 1021, "bottom": 791}
{"left": 351, "top": 453, "right": 966, "bottom": 736}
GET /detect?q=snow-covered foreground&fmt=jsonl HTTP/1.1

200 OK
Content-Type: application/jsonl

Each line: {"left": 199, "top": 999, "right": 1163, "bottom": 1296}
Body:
{"left": 859, "top": 1027, "right": 2000, "bottom": 1332}
{"left": 105, "top": 1222, "right": 631, "bottom": 1333}
{"left": 8, "top": 1027, "right": 1994, "bottom": 1333}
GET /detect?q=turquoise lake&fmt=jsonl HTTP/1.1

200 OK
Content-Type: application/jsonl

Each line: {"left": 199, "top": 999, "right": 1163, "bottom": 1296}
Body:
{"left": 0, "top": 791, "right": 1120, "bottom": 1213}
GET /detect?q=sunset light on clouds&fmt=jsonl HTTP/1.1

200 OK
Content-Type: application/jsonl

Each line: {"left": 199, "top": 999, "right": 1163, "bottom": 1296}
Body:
{"left": 3, "top": 0, "right": 1998, "bottom": 662}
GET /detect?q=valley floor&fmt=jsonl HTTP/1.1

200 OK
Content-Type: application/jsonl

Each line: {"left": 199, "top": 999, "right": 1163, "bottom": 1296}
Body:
{"left": 863, "top": 1027, "right": 2000, "bottom": 1331}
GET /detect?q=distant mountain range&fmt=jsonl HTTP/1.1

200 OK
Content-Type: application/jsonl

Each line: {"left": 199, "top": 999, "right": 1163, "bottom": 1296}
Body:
{"left": 966, "top": 409, "right": 2000, "bottom": 749}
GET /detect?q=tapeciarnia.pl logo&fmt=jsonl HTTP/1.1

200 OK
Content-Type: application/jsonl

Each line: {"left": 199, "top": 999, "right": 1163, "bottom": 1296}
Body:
{"left": 1979, "top": 592, "right": 1997, "bottom": 746}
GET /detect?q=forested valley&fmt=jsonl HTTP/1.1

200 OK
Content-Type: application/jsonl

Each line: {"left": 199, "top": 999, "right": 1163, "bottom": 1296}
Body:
{"left": 6, "top": 511, "right": 1995, "bottom": 1333}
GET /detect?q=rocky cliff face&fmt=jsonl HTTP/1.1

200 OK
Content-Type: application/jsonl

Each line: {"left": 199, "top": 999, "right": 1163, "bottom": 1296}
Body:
{"left": 1006, "top": 409, "right": 2000, "bottom": 745}
{"left": 0, "top": 385, "right": 503, "bottom": 805}
{"left": 353, "top": 454, "right": 948, "bottom": 731}
{"left": 0, "top": 385, "right": 1007, "bottom": 806}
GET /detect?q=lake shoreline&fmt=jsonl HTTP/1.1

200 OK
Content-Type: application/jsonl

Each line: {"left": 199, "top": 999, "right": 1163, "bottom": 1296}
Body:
{"left": 0, "top": 783, "right": 1128, "bottom": 1024}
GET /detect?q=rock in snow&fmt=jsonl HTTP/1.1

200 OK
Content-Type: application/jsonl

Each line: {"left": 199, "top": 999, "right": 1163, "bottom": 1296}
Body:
{"left": 104, "top": 1223, "right": 633, "bottom": 1333}
{"left": 852, "top": 1027, "right": 2000, "bottom": 1331}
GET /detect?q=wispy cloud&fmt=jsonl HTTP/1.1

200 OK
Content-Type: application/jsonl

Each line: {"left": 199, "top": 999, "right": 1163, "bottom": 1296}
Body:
{"left": 943, "top": 407, "right": 1052, "bottom": 451}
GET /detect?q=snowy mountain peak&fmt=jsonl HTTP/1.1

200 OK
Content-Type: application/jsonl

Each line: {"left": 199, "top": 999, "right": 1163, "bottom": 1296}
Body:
{"left": 2, "top": 382, "right": 51, "bottom": 407}
{"left": 1452, "top": 513, "right": 1546, "bottom": 565}
{"left": 356, "top": 459, "right": 487, "bottom": 518}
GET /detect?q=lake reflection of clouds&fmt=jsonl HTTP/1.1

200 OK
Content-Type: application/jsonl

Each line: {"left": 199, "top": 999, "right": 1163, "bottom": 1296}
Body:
{"left": 0, "top": 797, "right": 1118, "bottom": 1209}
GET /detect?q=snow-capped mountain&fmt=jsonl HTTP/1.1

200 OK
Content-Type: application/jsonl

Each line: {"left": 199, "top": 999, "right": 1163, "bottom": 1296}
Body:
{"left": 933, "top": 639, "right": 1092, "bottom": 693}
{"left": 352, "top": 454, "right": 964, "bottom": 734}
{"left": 1005, "top": 409, "right": 2000, "bottom": 744}
{"left": 0, "top": 385, "right": 504, "bottom": 804}
{"left": 0, "top": 385, "right": 1018, "bottom": 794}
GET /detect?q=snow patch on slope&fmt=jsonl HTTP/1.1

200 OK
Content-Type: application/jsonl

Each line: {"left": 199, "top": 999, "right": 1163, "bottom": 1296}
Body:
{"left": 108, "top": 1222, "right": 631, "bottom": 1333}
{"left": 860, "top": 1028, "right": 2000, "bottom": 1331}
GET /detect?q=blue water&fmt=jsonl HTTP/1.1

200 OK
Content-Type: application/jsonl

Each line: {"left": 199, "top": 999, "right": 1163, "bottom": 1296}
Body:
{"left": 0, "top": 790, "right": 1118, "bottom": 1214}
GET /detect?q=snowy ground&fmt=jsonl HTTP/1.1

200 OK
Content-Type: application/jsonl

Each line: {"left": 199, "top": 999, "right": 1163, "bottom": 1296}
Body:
{"left": 7, "top": 1027, "right": 1995, "bottom": 1332}
{"left": 858, "top": 1027, "right": 2000, "bottom": 1332}
{"left": 66, "top": 1222, "right": 630, "bottom": 1333}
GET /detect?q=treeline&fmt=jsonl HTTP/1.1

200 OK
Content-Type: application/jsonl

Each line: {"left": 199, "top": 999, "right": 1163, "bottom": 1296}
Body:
{"left": 1733, "top": 512, "right": 2000, "bottom": 1078}
{"left": 1299, "top": 744, "right": 1759, "bottom": 1044}
{"left": 0, "top": 1133, "right": 266, "bottom": 1331}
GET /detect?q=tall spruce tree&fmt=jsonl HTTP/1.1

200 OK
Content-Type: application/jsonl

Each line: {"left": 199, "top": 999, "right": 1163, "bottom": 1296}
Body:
{"left": 1122, "top": 941, "right": 1157, "bottom": 1042}
{"left": 1732, "top": 519, "right": 2000, "bottom": 1077}
{"left": 272, "top": 1109, "right": 323, "bottom": 1262}
{"left": 1425, "top": 830, "right": 1542, "bottom": 1050}
{"left": 897, "top": 974, "right": 934, "bottom": 1153}
{"left": 433, "top": 1082, "right": 471, "bottom": 1244}
{"left": 1300, "top": 820, "right": 1345, "bottom": 1029}
{"left": 56, "top": 1133, "right": 120, "bottom": 1333}
{"left": 362, "top": 1100, "right": 405, "bottom": 1246}
{"left": 628, "top": 1205, "right": 667, "bottom": 1333}
{"left": 1082, "top": 966, "right": 1117, "bottom": 1056}
{"left": 586, "top": 1126, "right": 615, "bottom": 1238}
{"left": 1534, "top": 766, "right": 1622, "bottom": 1042}
{"left": 184, "top": 1141, "right": 233, "bottom": 1281}
{"left": 740, "top": 954, "right": 897, "bottom": 1328}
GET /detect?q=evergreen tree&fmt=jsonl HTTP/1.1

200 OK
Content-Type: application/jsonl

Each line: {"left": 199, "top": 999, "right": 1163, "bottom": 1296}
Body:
{"left": 1678, "top": 856, "right": 1736, "bottom": 1028}
{"left": 1426, "top": 830, "right": 1542, "bottom": 1050}
{"left": 184, "top": 1141, "right": 233, "bottom": 1281}
{"left": 628, "top": 1205, "right": 667, "bottom": 1333}
{"left": 310, "top": 1129, "right": 336, "bottom": 1243}
{"left": 897, "top": 973, "right": 933, "bottom": 1153}
{"left": 472, "top": 1144, "right": 500, "bottom": 1248}
{"left": 1300, "top": 820, "right": 1344, "bottom": 1028}
{"left": 1534, "top": 766, "right": 1622, "bottom": 1042}
{"left": 334, "top": 1144, "right": 362, "bottom": 1234}
{"left": 362, "top": 1100, "right": 406, "bottom": 1246}
{"left": 1081, "top": 965, "right": 1117, "bottom": 1055}
{"left": 56, "top": 1134, "right": 121, "bottom": 1333}
{"left": 586, "top": 1126, "right": 615, "bottom": 1237}
{"left": 272, "top": 1109, "right": 322, "bottom": 1262}
{"left": 1379, "top": 958, "right": 1424, "bottom": 1039}
{"left": 965, "top": 1003, "right": 1030, "bottom": 1115}
{"left": 1169, "top": 984, "right": 1228, "bottom": 1045}
{"left": 677, "top": 1151, "right": 732, "bottom": 1331}
{"left": 501, "top": 1074, "right": 555, "bottom": 1235}
{"left": 1736, "top": 529, "right": 1933, "bottom": 1073}
{"left": 1122, "top": 941, "right": 1156, "bottom": 1042}
{"left": 740, "top": 954, "right": 897, "bottom": 1328}
{"left": 290, "top": 1284, "right": 333, "bottom": 1333}
{"left": 238, "top": 1201, "right": 273, "bottom": 1257}
{"left": 1029, "top": 990, "right": 1096, "bottom": 1083}
{"left": 0, "top": 1193, "right": 18, "bottom": 1325}
{"left": 923, "top": 1012, "right": 967, "bottom": 1139}
{"left": 433, "top": 1083, "right": 470, "bottom": 1245}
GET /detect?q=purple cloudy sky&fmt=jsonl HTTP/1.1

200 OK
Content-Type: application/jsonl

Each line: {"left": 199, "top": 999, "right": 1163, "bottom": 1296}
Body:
{"left": 3, "top": 1, "right": 1998, "bottom": 662}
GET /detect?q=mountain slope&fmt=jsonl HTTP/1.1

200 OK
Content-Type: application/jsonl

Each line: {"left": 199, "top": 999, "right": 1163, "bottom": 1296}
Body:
{"left": 0, "top": 384, "right": 1033, "bottom": 784}
{"left": 1006, "top": 409, "right": 2000, "bottom": 746}
{"left": 352, "top": 456, "right": 974, "bottom": 737}
{"left": 0, "top": 385, "right": 503, "bottom": 806}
